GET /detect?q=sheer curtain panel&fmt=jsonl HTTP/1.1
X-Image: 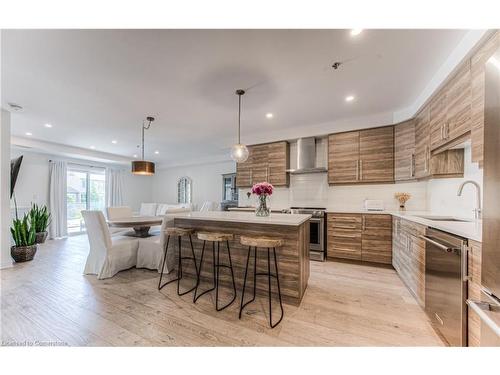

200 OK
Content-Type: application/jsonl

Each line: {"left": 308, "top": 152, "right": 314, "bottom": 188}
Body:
{"left": 48, "top": 160, "right": 68, "bottom": 239}
{"left": 106, "top": 168, "right": 124, "bottom": 209}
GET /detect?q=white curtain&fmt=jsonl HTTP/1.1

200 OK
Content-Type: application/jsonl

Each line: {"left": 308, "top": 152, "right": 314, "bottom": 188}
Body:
{"left": 106, "top": 168, "right": 124, "bottom": 209}
{"left": 48, "top": 160, "right": 68, "bottom": 239}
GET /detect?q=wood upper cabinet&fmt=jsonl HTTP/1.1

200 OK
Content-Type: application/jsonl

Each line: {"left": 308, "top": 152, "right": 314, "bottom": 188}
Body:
{"left": 235, "top": 141, "right": 289, "bottom": 188}
{"left": 328, "top": 126, "right": 394, "bottom": 184}
{"left": 471, "top": 31, "right": 500, "bottom": 167}
{"left": 394, "top": 119, "right": 416, "bottom": 181}
{"left": 327, "top": 213, "right": 392, "bottom": 264}
{"left": 430, "top": 62, "right": 472, "bottom": 153}
{"left": 328, "top": 131, "right": 360, "bottom": 184}
{"left": 268, "top": 141, "right": 290, "bottom": 187}
{"left": 361, "top": 214, "right": 392, "bottom": 264}
{"left": 359, "top": 126, "right": 394, "bottom": 183}
{"left": 415, "top": 105, "right": 431, "bottom": 179}
{"left": 327, "top": 213, "right": 362, "bottom": 260}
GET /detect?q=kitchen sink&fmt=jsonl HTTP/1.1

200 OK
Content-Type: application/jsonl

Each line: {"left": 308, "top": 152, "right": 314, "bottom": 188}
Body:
{"left": 415, "top": 215, "right": 472, "bottom": 222}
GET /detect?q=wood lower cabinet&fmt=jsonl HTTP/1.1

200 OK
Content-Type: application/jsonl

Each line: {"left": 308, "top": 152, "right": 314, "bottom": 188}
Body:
{"left": 235, "top": 141, "right": 289, "bottom": 188}
{"left": 392, "top": 217, "right": 426, "bottom": 307}
{"left": 327, "top": 213, "right": 362, "bottom": 260}
{"left": 467, "top": 240, "right": 482, "bottom": 347}
{"left": 327, "top": 213, "right": 392, "bottom": 264}
{"left": 394, "top": 119, "right": 416, "bottom": 181}
{"left": 361, "top": 214, "right": 392, "bottom": 264}
{"left": 328, "top": 132, "right": 360, "bottom": 184}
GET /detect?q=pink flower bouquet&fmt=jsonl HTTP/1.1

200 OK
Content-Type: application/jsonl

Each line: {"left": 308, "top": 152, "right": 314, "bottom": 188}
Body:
{"left": 251, "top": 182, "right": 274, "bottom": 196}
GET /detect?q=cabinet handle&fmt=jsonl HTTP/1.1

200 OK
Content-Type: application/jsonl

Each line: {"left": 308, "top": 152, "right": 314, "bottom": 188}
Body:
{"left": 410, "top": 154, "right": 415, "bottom": 178}
{"left": 362, "top": 216, "right": 366, "bottom": 231}
{"left": 360, "top": 160, "right": 363, "bottom": 180}
{"left": 445, "top": 121, "right": 449, "bottom": 139}
{"left": 355, "top": 160, "right": 359, "bottom": 181}
{"left": 441, "top": 124, "right": 444, "bottom": 140}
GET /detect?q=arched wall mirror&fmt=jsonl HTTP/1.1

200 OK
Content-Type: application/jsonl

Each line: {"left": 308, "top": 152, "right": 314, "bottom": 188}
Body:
{"left": 177, "top": 176, "right": 192, "bottom": 204}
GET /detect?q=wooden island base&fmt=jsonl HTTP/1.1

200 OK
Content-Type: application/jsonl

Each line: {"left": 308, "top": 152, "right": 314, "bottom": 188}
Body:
{"left": 172, "top": 217, "right": 310, "bottom": 306}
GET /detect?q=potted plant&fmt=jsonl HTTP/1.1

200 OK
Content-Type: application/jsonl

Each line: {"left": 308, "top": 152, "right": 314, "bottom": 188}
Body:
{"left": 10, "top": 213, "right": 37, "bottom": 262}
{"left": 29, "top": 203, "right": 51, "bottom": 243}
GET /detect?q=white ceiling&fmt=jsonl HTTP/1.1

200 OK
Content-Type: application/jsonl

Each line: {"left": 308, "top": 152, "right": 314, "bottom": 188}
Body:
{"left": 2, "top": 29, "right": 470, "bottom": 166}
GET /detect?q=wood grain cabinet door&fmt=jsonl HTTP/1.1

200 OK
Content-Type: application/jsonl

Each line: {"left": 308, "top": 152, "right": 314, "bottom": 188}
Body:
{"left": 235, "top": 146, "right": 253, "bottom": 187}
{"left": 414, "top": 105, "right": 431, "bottom": 179}
{"left": 430, "top": 92, "right": 448, "bottom": 150}
{"left": 446, "top": 61, "right": 472, "bottom": 143}
{"left": 394, "top": 120, "right": 416, "bottom": 181}
{"left": 327, "top": 213, "right": 362, "bottom": 260}
{"left": 328, "top": 132, "right": 360, "bottom": 184}
{"left": 359, "top": 126, "right": 394, "bottom": 183}
{"left": 361, "top": 214, "right": 392, "bottom": 264}
{"left": 250, "top": 144, "right": 269, "bottom": 184}
{"left": 467, "top": 240, "right": 482, "bottom": 347}
{"left": 268, "top": 141, "right": 289, "bottom": 187}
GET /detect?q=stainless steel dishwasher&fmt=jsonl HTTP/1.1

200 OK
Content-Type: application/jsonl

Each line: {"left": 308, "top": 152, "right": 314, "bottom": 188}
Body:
{"left": 421, "top": 228, "right": 468, "bottom": 346}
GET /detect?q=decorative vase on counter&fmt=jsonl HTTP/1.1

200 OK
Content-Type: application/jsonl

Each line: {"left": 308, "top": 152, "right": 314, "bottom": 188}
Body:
{"left": 251, "top": 182, "right": 274, "bottom": 217}
{"left": 394, "top": 192, "right": 411, "bottom": 212}
{"left": 256, "top": 195, "right": 270, "bottom": 217}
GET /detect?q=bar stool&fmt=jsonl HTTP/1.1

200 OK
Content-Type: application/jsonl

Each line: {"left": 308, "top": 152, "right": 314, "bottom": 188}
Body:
{"left": 158, "top": 227, "right": 198, "bottom": 296}
{"left": 193, "top": 232, "right": 237, "bottom": 311}
{"left": 239, "top": 236, "right": 285, "bottom": 328}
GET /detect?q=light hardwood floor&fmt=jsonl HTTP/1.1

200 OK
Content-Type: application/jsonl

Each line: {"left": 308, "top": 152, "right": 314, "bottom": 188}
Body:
{"left": 0, "top": 235, "right": 444, "bottom": 346}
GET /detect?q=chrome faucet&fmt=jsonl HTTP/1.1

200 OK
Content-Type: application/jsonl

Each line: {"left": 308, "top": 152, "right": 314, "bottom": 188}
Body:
{"left": 457, "top": 180, "right": 482, "bottom": 219}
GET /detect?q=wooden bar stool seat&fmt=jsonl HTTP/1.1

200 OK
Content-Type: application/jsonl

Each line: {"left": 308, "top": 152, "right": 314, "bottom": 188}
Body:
{"left": 158, "top": 227, "right": 198, "bottom": 296}
{"left": 240, "top": 236, "right": 284, "bottom": 248}
{"left": 239, "top": 235, "right": 285, "bottom": 328}
{"left": 194, "top": 231, "right": 237, "bottom": 311}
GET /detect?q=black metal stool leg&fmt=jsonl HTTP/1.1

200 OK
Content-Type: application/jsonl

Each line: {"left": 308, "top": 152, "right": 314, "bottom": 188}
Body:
{"left": 193, "top": 240, "right": 216, "bottom": 303}
{"left": 239, "top": 246, "right": 257, "bottom": 318}
{"left": 176, "top": 234, "right": 198, "bottom": 296}
{"left": 215, "top": 240, "right": 237, "bottom": 311}
{"left": 158, "top": 235, "right": 172, "bottom": 290}
{"left": 270, "top": 247, "right": 284, "bottom": 328}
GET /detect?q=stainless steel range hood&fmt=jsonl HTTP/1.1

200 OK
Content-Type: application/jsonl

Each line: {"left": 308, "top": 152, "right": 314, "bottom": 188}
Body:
{"left": 287, "top": 137, "right": 327, "bottom": 174}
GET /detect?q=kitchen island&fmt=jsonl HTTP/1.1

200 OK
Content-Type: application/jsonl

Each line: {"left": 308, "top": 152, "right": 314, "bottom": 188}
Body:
{"left": 168, "top": 211, "right": 311, "bottom": 305}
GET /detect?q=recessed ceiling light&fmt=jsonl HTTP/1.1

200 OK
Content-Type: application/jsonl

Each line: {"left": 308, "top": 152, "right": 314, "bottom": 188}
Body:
{"left": 25, "top": 132, "right": 32, "bottom": 136}
{"left": 90, "top": 145, "right": 96, "bottom": 149}
{"left": 133, "top": 154, "right": 138, "bottom": 158}
{"left": 154, "top": 150, "right": 159, "bottom": 155}
{"left": 44, "top": 123, "right": 52, "bottom": 128}
{"left": 350, "top": 29, "right": 363, "bottom": 36}
{"left": 266, "top": 113, "right": 274, "bottom": 119}
{"left": 345, "top": 95, "right": 355, "bottom": 102}
{"left": 111, "top": 140, "right": 118, "bottom": 144}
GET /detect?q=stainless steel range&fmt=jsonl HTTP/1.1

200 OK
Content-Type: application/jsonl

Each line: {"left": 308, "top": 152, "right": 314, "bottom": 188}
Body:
{"left": 289, "top": 207, "right": 326, "bottom": 261}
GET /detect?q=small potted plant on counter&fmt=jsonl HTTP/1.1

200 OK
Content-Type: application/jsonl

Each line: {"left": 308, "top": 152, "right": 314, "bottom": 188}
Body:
{"left": 29, "top": 203, "right": 51, "bottom": 244}
{"left": 251, "top": 181, "right": 274, "bottom": 217}
{"left": 10, "top": 213, "right": 37, "bottom": 262}
{"left": 394, "top": 192, "right": 411, "bottom": 211}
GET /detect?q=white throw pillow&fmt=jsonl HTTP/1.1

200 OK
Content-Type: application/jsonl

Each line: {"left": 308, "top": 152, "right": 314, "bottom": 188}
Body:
{"left": 139, "top": 203, "right": 158, "bottom": 216}
{"left": 156, "top": 204, "right": 169, "bottom": 216}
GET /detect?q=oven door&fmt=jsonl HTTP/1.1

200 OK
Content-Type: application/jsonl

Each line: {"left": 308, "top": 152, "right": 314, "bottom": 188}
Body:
{"left": 309, "top": 217, "right": 324, "bottom": 252}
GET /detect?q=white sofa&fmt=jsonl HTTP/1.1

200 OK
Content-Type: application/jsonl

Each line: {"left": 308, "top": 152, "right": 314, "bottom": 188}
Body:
{"left": 139, "top": 203, "right": 193, "bottom": 216}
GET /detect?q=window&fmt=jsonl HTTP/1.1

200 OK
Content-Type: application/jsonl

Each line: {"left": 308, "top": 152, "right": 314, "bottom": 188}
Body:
{"left": 177, "top": 176, "right": 192, "bottom": 204}
{"left": 67, "top": 166, "right": 106, "bottom": 234}
{"left": 222, "top": 173, "right": 238, "bottom": 201}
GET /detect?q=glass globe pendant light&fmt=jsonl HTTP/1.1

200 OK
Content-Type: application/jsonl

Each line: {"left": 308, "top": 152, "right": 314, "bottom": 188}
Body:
{"left": 230, "top": 89, "right": 249, "bottom": 163}
{"left": 131, "top": 116, "right": 156, "bottom": 175}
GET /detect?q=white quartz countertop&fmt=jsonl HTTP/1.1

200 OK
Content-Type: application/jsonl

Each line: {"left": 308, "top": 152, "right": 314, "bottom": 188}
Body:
{"left": 168, "top": 211, "right": 311, "bottom": 226}
{"left": 326, "top": 209, "right": 482, "bottom": 242}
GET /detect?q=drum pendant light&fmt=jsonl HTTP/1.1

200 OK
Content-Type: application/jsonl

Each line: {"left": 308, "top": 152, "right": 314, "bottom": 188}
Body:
{"left": 230, "top": 89, "right": 249, "bottom": 163}
{"left": 132, "top": 116, "right": 156, "bottom": 175}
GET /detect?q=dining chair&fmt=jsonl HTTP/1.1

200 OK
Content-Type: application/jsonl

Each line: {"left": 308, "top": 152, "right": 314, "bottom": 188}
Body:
{"left": 139, "top": 203, "right": 158, "bottom": 216}
{"left": 82, "top": 210, "right": 139, "bottom": 279}
{"left": 136, "top": 215, "right": 174, "bottom": 272}
{"left": 106, "top": 206, "right": 133, "bottom": 236}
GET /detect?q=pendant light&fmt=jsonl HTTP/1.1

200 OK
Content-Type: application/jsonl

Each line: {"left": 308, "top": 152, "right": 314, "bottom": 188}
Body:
{"left": 230, "top": 89, "right": 249, "bottom": 163}
{"left": 131, "top": 116, "right": 156, "bottom": 175}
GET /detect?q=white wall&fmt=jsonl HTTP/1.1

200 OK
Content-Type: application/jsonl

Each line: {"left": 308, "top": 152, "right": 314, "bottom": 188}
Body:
{"left": 1, "top": 109, "right": 13, "bottom": 268}
{"left": 9, "top": 149, "right": 153, "bottom": 213}
{"left": 426, "top": 143, "right": 483, "bottom": 218}
{"left": 152, "top": 160, "right": 235, "bottom": 209}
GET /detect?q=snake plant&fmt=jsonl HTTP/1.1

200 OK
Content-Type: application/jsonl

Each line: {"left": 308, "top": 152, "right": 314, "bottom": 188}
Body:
{"left": 29, "top": 203, "right": 51, "bottom": 233}
{"left": 11, "top": 214, "right": 36, "bottom": 247}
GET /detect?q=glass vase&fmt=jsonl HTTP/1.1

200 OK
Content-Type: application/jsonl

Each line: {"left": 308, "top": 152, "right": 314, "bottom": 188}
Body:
{"left": 255, "top": 195, "right": 270, "bottom": 217}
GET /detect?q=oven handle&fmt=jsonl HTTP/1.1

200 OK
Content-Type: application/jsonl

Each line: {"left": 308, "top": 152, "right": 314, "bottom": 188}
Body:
{"left": 466, "top": 299, "right": 500, "bottom": 338}
{"left": 419, "top": 235, "right": 454, "bottom": 252}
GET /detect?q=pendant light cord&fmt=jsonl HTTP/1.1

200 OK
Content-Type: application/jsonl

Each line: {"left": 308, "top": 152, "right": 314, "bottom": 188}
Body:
{"left": 141, "top": 117, "right": 154, "bottom": 161}
{"left": 238, "top": 93, "right": 242, "bottom": 144}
